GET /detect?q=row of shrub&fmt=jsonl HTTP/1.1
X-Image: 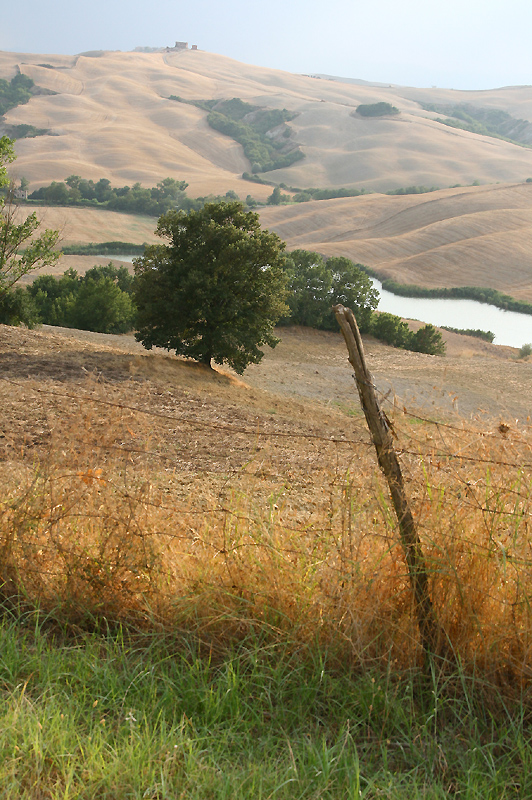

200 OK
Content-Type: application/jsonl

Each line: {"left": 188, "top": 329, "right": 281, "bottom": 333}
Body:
{"left": 442, "top": 326, "right": 495, "bottom": 343}
{"left": 24, "top": 176, "right": 243, "bottom": 217}
{"left": 2, "top": 250, "right": 445, "bottom": 355}
{"left": 266, "top": 184, "right": 443, "bottom": 205}
{"left": 60, "top": 241, "right": 147, "bottom": 256}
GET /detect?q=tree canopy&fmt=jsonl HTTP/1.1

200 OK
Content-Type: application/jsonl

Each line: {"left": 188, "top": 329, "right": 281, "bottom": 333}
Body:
{"left": 0, "top": 136, "right": 60, "bottom": 325}
{"left": 27, "top": 264, "right": 135, "bottom": 334}
{"left": 282, "top": 250, "right": 379, "bottom": 332}
{"left": 133, "top": 201, "right": 288, "bottom": 373}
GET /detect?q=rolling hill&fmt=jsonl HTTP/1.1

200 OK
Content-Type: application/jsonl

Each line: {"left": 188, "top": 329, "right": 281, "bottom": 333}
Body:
{"left": 2, "top": 47, "right": 532, "bottom": 301}
{"left": 17, "top": 182, "right": 532, "bottom": 306}
{"left": 2, "top": 48, "right": 532, "bottom": 196}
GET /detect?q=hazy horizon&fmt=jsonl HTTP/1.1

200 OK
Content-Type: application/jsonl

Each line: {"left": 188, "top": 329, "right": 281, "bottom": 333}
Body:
{"left": 1, "top": 0, "right": 531, "bottom": 92}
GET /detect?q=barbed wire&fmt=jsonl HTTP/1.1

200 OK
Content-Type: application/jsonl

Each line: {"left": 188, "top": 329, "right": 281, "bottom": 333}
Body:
{"left": 5, "top": 376, "right": 532, "bottom": 472}
{"left": 4, "top": 367, "right": 532, "bottom": 533}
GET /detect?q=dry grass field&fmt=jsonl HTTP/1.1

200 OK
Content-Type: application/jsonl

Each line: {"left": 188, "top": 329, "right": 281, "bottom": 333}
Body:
{"left": 2, "top": 321, "right": 532, "bottom": 676}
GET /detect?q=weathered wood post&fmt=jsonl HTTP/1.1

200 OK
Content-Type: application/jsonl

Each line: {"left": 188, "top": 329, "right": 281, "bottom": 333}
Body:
{"left": 333, "top": 304, "right": 443, "bottom": 658}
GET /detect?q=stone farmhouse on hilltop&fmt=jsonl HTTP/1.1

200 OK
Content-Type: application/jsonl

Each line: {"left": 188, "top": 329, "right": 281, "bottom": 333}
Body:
{"left": 166, "top": 42, "right": 198, "bottom": 52}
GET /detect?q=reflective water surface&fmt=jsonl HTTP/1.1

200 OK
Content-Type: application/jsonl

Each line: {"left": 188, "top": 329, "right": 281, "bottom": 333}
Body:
{"left": 371, "top": 279, "right": 532, "bottom": 349}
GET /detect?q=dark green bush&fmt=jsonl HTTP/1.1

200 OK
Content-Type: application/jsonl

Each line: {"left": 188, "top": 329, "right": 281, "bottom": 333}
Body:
{"left": 356, "top": 102, "right": 399, "bottom": 117}
{"left": 27, "top": 265, "right": 136, "bottom": 334}
{"left": 0, "top": 287, "right": 39, "bottom": 327}
{"left": 281, "top": 250, "right": 378, "bottom": 332}
{"left": 371, "top": 312, "right": 411, "bottom": 347}
{"left": 410, "top": 324, "right": 446, "bottom": 355}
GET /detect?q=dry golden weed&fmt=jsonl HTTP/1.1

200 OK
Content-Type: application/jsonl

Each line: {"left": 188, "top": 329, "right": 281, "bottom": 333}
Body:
{"left": 2, "top": 370, "right": 532, "bottom": 685}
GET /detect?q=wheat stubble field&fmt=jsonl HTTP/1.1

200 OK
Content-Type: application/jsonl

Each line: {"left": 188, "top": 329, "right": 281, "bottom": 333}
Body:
{"left": 4, "top": 47, "right": 532, "bottom": 298}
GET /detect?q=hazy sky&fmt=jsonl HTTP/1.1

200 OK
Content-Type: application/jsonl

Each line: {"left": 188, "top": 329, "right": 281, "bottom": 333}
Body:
{"left": 1, "top": 0, "right": 530, "bottom": 90}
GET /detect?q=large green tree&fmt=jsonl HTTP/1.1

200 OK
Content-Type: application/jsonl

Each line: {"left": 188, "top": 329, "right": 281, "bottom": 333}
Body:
{"left": 133, "top": 201, "right": 288, "bottom": 373}
{"left": 0, "top": 136, "right": 60, "bottom": 325}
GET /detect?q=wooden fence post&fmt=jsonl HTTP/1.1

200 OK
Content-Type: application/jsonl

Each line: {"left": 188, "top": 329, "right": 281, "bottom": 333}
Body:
{"left": 333, "top": 304, "right": 444, "bottom": 659}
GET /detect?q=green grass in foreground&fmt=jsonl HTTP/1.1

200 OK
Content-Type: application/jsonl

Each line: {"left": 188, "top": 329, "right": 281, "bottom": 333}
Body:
{"left": 1, "top": 608, "right": 532, "bottom": 798}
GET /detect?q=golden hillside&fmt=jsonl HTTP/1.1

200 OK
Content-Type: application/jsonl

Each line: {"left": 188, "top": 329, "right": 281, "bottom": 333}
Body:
{"left": 2, "top": 48, "right": 532, "bottom": 196}
{"left": 260, "top": 182, "right": 532, "bottom": 303}
{"left": 3, "top": 48, "right": 532, "bottom": 298}
{"left": 18, "top": 182, "right": 532, "bottom": 305}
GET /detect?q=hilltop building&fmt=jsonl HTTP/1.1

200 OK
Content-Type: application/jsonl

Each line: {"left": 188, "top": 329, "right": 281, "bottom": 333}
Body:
{"left": 165, "top": 42, "right": 199, "bottom": 52}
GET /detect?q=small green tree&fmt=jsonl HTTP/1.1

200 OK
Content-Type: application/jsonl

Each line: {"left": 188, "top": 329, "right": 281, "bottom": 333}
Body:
{"left": 267, "top": 186, "right": 290, "bottom": 205}
{"left": 282, "top": 250, "right": 378, "bottom": 331}
{"left": 44, "top": 181, "right": 70, "bottom": 204}
{"left": 326, "top": 256, "right": 378, "bottom": 332}
{"left": 69, "top": 276, "right": 134, "bottom": 334}
{"left": 410, "top": 323, "right": 446, "bottom": 355}
{"left": 133, "top": 201, "right": 288, "bottom": 373}
{"left": 371, "top": 312, "right": 412, "bottom": 348}
{"left": 282, "top": 250, "right": 333, "bottom": 328}
{"left": 0, "top": 136, "right": 60, "bottom": 326}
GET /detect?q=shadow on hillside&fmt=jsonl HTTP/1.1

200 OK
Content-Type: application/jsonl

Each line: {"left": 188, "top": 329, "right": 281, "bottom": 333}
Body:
{"left": 0, "top": 347, "right": 241, "bottom": 391}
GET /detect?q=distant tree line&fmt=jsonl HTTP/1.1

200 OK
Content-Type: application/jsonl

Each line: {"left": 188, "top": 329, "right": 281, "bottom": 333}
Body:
{"left": 60, "top": 241, "right": 147, "bottom": 256}
{"left": 266, "top": 185, "right": 370, "bottom": 204}
{"left": 26, "top": 176, "right": 243, "bottom": 217}
{"left": 379, "top": 278, "right": 532, "bottom": 316}
{"left": 23, "top": 174, "right": 455, "bottom": 212}
{"left": 385, "top": 185, "right": 440, "bottom": 196}
{"left": 441, "top": 327, "right": 495, "bottom": 343}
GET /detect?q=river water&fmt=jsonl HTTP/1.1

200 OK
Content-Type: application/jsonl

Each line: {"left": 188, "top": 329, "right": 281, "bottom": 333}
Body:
{"left": 371, "top": 279, "right": 532, "bottom": 349}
